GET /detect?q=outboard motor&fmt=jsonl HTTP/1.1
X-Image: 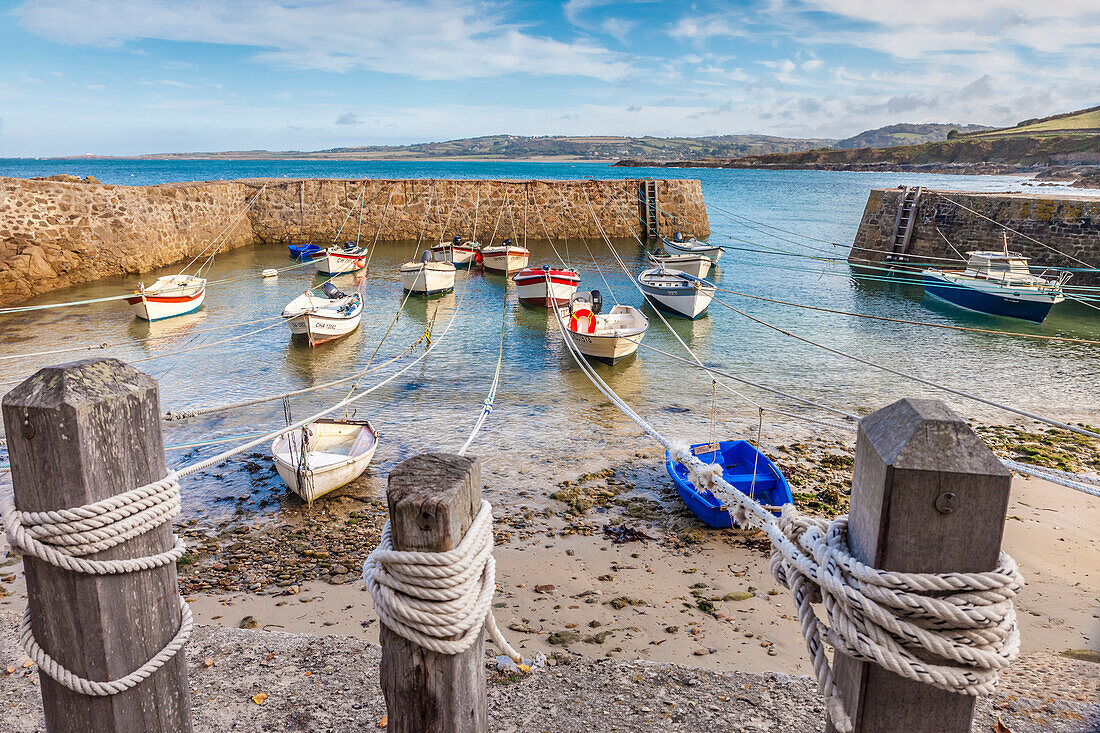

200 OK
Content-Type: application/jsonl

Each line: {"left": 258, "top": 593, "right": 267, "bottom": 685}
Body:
{"left": 421, "top": 250, "right": 431, "bottom": 263}
{"left": 321, "top": 282, "right": 346, "bottom": 299}
{"left": 452, "top": 235, "right": 462, "bottom": 245}
{"left": 343, "top": 241, "right": 356, "bottom": 250}
{"left": 503, "top": 238, "right": 512, "bottom": 246}
{"left": 590, "top": 289, "right": 603, "bottom": 315}
{"left": 673, "top": 231, "right": 684, "bottom": 242}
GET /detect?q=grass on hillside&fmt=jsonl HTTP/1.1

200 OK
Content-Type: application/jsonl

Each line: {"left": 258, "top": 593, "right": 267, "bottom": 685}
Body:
{"left": 968, "top": 108, "right": 1100, "bottom": 138}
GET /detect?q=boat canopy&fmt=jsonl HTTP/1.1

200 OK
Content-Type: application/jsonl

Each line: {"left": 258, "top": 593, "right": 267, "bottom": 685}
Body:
{"left": 965, "top": 251, "right": 1031, "bottom": 276}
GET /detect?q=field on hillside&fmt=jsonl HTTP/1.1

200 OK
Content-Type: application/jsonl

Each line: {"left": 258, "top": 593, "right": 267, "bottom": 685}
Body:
{"left": 969, "top": 108, "right": 1100, "bottom": 138}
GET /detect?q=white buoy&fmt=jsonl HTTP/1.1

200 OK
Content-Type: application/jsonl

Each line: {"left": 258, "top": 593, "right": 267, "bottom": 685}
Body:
{"left": 262, "top": 269, "right": 279, "bottom": 279}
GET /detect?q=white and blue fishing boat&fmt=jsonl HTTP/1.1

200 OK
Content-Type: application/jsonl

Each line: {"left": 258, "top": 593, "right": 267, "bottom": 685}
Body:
{"left": 922, "top": 241, "right": 1069, "bottom": 323}
{"left": 661, "top": 232, "right": 723, "bottom": 264}
{"left": 637, "top": 266, "right": 716, "bottom": 319}
{"left": 665, "top": 440, "right": 794, "bottom": 528}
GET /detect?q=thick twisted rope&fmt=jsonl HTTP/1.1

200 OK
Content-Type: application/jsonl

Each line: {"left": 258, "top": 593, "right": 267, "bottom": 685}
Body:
{"left": 1, "top": 472, "right": 191, "bottom": 695}
{"left": 363, "top": 500, "right": 522, "bottom": 662}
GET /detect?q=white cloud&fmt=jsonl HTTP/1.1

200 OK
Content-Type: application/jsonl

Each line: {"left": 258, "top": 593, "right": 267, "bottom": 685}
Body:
{"left": 668, "top": 15, "right": 745, "bottom": 41}
{"left": 16, "top": 0, "right": 632, "bottom": 82}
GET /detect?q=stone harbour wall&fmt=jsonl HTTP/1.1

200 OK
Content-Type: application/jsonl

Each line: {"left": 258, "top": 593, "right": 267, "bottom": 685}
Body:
{"left": 850, "top": 188, "right": 1100, "bottom": 284}
{"left": 0, "top": 176, "right": 708, "bottom": 305}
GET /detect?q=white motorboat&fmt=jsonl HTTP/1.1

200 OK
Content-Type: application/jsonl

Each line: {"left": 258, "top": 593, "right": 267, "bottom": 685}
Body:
{"left": 513, "top": 266, "right": 581, "bottom": 307}
{"left": 637, "top": 267, "right": 716, "bottom": 319}
{"left": 430, "top": 236, "right": 480, "bottom": 267}
{"left": 314, "top": 242, "right": 368, "bottom": 275}
{"left": 126, "top": 275, "right": 207, "bottom": 321}
{"left": 662, "top": 232, "right": 722, "bottom": 263}
{"left": 272, "top": 418, "right": 379, "bottom": 503}
{"left": 400, "top": 252, "right": 457, "bottom": 295}
{"left": 282, "top": 282, "right": 363, "bottom": 347}
{"left": 558, "top": 290, "right": 648, "bottom": 365}
{"left": 648, "top": 252, "right": 713, "bottom": 279}
{"left": 481, "top": 238, "right": 530, "bottom": 273}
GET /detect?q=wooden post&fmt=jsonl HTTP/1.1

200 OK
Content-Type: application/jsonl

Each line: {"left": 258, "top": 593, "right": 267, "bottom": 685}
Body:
{"left": 379, "top": 453, "right": 487, "bottom": 733}
{"left": 827, "top": 398, "right": 1012, "bottom": 733}
{"left": 2, "top": 358, "right": 193, "bottom": 733}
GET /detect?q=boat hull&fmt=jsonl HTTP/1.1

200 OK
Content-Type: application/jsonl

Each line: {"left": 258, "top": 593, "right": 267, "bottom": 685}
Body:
{"left": 430, "top": 244, "right": 479, "bottom": 267}
{"left": 513, "top": 269, "right": 580, "bottom": 307}
{"left": 663, "top": 239, "right": 722, "bottom": 263}
{"left": 665, "top": 440, "right": 793, "bottom": 528}
{"left": 126, "top": 279, "right": 206, "bottom": 321}
{"left": 566, "top": 329, "right": 641, "bottom": 364}
{"left": 272, "top": 420, "right": 378, "bottom": 503}
{"left": 288, "top": 244, "right": 322, "bottom": 259}
{"left": 401, "top": 262, "right": 457, "bottom": 295}
{"left": 315, "top": 250, "right": 367, "bottom": 274}
{"left": 650, "top": 255, "right": 712, "bottom": 279}
{"left": 638, "top": 271, "right": 715, "bottom": 319}
{"left": 922, "top": 271, "right": 1059, "bottom": 323}
{"left": 481, "top": 247, "right": 530, "bottom": 273}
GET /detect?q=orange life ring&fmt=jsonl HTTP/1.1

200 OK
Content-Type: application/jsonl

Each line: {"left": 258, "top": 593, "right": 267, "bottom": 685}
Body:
{"left": 570, "top": 308, "right": 596, "bottom": 334}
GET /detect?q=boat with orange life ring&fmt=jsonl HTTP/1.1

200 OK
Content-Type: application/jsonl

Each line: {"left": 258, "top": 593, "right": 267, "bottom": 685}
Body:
{"left": 557, "top": 290, "right": 648, "bottom": 365}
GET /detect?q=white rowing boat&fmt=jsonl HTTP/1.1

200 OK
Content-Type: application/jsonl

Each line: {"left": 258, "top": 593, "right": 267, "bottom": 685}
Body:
{"left": 282, "top": 283, "right": 363, "bottom": 347}
{"left": 400, "top": 252, "right": 457, "bottom": 295}
{"left": 481, "top": 238, "right": 530, "bottom": 273}
{"left": 637, "top": 266, "right": 716, "bottom": 319}
{"left": 272, "top": 418, "right": 379, "bottom": 503}
{"left": 558, "top": 290, "right": 648, "bottom": 365}
{"left": 662, "top": 233, "right": 722, "bottom": 263}
{"left": 314, "top": 243, "right": 368, "bottom": 274}
{"left": 430, "top": 236, "right": 480, "bottom": 267}
{"left": 126, "top": 275, "right": 207, "bottom": 321}
{"left": 647, "top": 252, "right": 713, "bottom": 279}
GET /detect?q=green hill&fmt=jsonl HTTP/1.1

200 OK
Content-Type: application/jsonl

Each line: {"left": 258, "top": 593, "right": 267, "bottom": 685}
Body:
{"left": 832, "top": 123, "right": 992, "bottom": 149}
{"left": 961, "top": 106, "right": 1100, "bottom": 139}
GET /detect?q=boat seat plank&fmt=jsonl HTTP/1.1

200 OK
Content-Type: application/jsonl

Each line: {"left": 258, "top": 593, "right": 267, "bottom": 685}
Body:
{"left": 724, "top": 473, "right": 777, "bottom": 488}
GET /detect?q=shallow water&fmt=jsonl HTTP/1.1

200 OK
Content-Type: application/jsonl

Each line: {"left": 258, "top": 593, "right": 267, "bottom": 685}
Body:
{"left": 1, "top": 162, "right": 1097, "bottom": 519}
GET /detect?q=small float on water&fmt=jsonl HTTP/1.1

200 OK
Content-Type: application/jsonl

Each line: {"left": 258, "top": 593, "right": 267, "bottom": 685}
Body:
{"left": 314, "top": 242, "right": 368, "bottom": 275}
{"left": 272, "top": 418, "right": 379, "bottom": 504}
{"left": 637, "top": 266, "right": 716, "bottom": 319}
{"left": 922, "top": 241, "right": 1069, "bottom": 323}
{"left": 282, "top": 282, "right": 363, "bottom": 346}
{"left": 288, "top": 243, "right": 323, "bottom": 259}
{"left": 126, "top": 275, "right": 207, "bottom": 321}
{"left": 648, "top": 251, "right": 713, "bottom": 279}
{"left": 400, "top": 251, "right": 457, "bottom": 296}
{"left": 431, "top": 236, "right": 480, "bottom": 267}
{"left": 558, "top": 290, "right": 648, "bottom": 365}
{"left": 661, "top": 232, "right": 723, "bottom": 264}
{"left": 513, "top": 266, "right": 581, "bottom": 307}
{"left": 665, "top": 440, "right": 794, "bottom": 528}
{"left": 481, "top": 238, "right": 530, "bottom": 273}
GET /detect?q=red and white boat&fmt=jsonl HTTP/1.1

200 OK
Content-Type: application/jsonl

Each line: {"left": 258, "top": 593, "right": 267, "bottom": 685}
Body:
{"left": 314, "top": 243, "right": 368, "bottom": 275}
{"left": 430, "top": 236, "right": 480, "bottom": 267}
{"left": 513, "top": 266, "right": 581, "bottom": 307}
{"left": 126, "top": 275, "right": 207, "bottom": 321}
{"left": 480, "top": 238, "right": 530, "bottom": 273}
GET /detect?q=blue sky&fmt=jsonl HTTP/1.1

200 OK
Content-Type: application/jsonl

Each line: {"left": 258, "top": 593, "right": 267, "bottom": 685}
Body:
{"left": 1, "top": 0, "right": 1097, "bottom": 156}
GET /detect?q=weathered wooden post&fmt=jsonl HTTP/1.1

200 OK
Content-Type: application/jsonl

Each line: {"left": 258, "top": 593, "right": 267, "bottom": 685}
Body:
{"left": 2, "top": 358, "right": 192, "bottom": 732}
{"left": 379, "top": 453, "right": 487, "bottom": 733}
{"left": 827, "top": 398, "right": 1012, "bottom": 733}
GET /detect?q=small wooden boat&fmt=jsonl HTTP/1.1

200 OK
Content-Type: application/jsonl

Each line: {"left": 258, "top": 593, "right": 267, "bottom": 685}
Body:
{"left": 126, "top": 275, "right": 207, "bottom": 321}
{"left": 431, "top": 236, "right": 480, "bottom": 267}
{"left": 282, "top": 283, "right": 363, "bottom": 346}
{"left": 288, "top": 243, "right": 323, "bottom": 259}
{"left": 272, "top": 418, "right": 379, "bottom": 503}
{"left": 662, "top": 233, "right": 722, "bottom": 263}
{"left": 637, "top": 267, "right": 716, "bottom": 319}
{"left": 648, "top": 252, "right": 713, "bottom": 279}
{"left": 400, "top": 252, "right": 457, "bottom": 295}
{"left": 922, "top": 240, "right": 1068, "bottom": 323}
{"left": 513, "top": 266, "right": 581, "bottom": 307}
{"left": 558, "top": 290, "right": 648, "bottom": 365}
{"left": 665, "top": 440, "right": 794, "bottom": 528}
{"left": 481, "top": 238, "right": 530, "bottom": 273}
{"left": 314, "top": 242, "right": 367, "bottom": 275}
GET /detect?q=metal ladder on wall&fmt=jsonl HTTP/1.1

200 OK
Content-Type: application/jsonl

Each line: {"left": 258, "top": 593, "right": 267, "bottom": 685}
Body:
{"left": 888, "top": 186, "right": 923, "bottom": 258}
{"left": 640, "top": 181, "right": 659, "bottom": 240}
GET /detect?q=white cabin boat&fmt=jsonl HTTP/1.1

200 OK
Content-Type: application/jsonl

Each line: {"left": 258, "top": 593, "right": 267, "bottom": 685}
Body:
{"left": 647, "top": 252, "right": 713, "bottom": 279}
{"left": 430, "top": 236, "right": 480, "bottom": 267}
{"left": 400, "top": 252, "right": 457, "bottom": 295}
{"left": 637, "top": 267, "right": 716, "bottom": 319}
{"left": 272, "top": 418, "right": 378, "bottom": 503}
{"left": 481, "top": 238, "right": 530, "bottom": 273}
{"left": 314, "top": 243, "right": 368, "bottom": 275}
{"left": 126, "top": 275, "right": 207, "bottom": 321}
{"left": 282, "top": 283, "right": 363, "bottom": 346}
{"left": 558, "top": 290, "right": 648, "bottom": 365}
{"left": 662, "top": 233, "right": 722, "bottom": 263}
{"left": 513, "top": 266, "right": 581, "bottom": 307}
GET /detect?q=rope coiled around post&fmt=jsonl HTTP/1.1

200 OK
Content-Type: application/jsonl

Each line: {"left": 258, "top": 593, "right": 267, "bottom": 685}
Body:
{"left": 1, "top": 472, "right": 192, "bottom": 695}
{"left": 363, "top": 499, "right": 523, "bottom": 663}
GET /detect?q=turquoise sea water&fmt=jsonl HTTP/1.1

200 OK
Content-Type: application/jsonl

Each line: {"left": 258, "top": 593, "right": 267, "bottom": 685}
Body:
{"left": 0, "top": 160, "right": 1096, "bottom": 516}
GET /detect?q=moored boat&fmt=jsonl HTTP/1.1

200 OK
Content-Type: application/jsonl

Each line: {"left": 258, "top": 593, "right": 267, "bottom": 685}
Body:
{"left": 662, "top": 232, "right": 723, "bottom": 263}
{"left": 314, "top": 242, "right": 368, "bottom": 275}
{"left": 126, "top": 275, "right": 207, "bottom": 321}
{"left": 272, "top": 418, "right": 378, "bottom": 503}
{"left": 430, "top": 236, "right": 480, "bottom": 267}
{"left": 637, "top": 266, "right": 716, "bottom": 319}
{"left": 513, "top": 266, "right": 581, "bottom": 307}
{"left": 922, "top": 245, "right": 1069, "bottom": 323}
{"left": 648, "top": 252, "right": 713, "bottom": 279}
{"left": 558, "top": 290, "right": 648, "bottom": 365}
{"left": 400, "top": 252, "right": 457, "bottom": 295}
{"left": 481, "top": 238, "right": 530, "bottom": 273}
{"left": 288, "top": 243, "right": 323, "bottom": 259}
{"left": 282, "top": 282, "right": 363, "bottom": 347}
{"left": 665, "top": 440, "right": 794, "bottom": 528}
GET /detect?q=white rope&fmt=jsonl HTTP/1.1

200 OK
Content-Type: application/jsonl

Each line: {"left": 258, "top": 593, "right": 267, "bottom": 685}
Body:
{"left": 1, "top": 472, "right": 191, "bottom": 695}
{"left": 1001, "top": 459, "right": 1100, "bottom": 498}
{"left": 363, "top": 500, "right": 522, "bottom": 661}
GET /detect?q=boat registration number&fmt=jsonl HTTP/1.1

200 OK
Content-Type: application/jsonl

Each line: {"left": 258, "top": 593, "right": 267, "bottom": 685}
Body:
{"left": 693, "top": 443, "right": 720, "bottom": 455}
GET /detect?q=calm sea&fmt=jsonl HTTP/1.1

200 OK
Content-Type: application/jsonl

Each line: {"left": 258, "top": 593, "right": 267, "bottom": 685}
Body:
{"left": 1, "top": 159, "right": 1097, "bottom": 516}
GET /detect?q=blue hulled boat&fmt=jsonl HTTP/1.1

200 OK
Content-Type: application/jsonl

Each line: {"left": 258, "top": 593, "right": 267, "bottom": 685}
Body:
{"left": 288, "top": 243, "right": 323, "bottom": 259}
{"left": 665, "top": 440, "right": 794, "bottom": 528}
